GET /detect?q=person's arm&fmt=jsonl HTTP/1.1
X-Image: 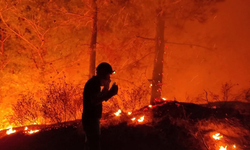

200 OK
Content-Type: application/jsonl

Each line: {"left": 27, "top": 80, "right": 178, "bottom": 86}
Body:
{"left": 91, "top": 83, "right": 118, "bottom": 105}
{"left": 91, "top": 89, "right": 113, "bottom": 105}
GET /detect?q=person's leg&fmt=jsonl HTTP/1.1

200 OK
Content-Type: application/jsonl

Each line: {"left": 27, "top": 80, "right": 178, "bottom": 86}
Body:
{"left": 82, "top": 119, "right": 89, "bottom": 150}
{"left": 83, "top": 119, "right": 100, "bottom": 150}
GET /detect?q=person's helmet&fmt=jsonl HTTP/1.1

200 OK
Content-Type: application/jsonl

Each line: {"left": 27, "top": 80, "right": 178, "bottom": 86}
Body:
{"left": 96, "top": 62, "right": 114, "bottom": 75}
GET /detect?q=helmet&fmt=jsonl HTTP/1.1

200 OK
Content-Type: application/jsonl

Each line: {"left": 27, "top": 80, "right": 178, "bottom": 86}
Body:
{"left": 96, "top": 62, "right": 114, "bottom": 75}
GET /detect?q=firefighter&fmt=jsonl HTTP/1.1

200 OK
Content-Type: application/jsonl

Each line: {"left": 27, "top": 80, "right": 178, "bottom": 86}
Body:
{"left": 82, "top": 62, "right": 118, "bottom": 150}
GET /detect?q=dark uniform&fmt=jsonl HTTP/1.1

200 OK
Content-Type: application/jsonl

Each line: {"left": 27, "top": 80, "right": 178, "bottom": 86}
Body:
{"left": 82, "top": 76, "right": 102, "bottom": 150}
{"left": 82, "top": 62, "right": 118, "bottom": 150}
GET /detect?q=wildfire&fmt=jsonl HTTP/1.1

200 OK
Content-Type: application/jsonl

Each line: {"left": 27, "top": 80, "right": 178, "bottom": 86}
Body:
{"left": 213, "top": 133, "right": 223, "bottom": 140}
{"left": 219, "top": 146, "right": 227, "bottom": 150}
{"left": 114, "top": 109, "right": 121, "bottom": 116}
{"left": 138, "top": 116, "right": 144, "bottom": 122}
{"left": 128, "top": 112, "right": 132, "bottom": 115}
{"left": 6, "top": 127, "right": 16, "bottom": 135}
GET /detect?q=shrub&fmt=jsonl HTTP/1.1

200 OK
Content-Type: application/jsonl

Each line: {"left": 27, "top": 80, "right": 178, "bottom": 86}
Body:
{"left": 103, "top": 84, "right": 150, "bottom": 114}
{"left": 10, "top": 92, "right": 40, "bottom": 126}
{"left": 40, "top": 79, "right": 83, "bottom": 124}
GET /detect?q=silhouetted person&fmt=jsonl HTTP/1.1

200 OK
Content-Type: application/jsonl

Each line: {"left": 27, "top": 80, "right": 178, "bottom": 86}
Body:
{"left": 82, "top": 62, "right": 118, "bottom": 150}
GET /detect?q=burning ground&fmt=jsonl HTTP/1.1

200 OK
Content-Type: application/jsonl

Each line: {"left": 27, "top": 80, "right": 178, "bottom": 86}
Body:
{"left": 0, "top": 99, "right": 250, "bottom": 150}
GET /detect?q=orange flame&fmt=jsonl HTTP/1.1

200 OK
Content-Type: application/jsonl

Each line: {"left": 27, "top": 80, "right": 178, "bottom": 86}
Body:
{"left": 128, "top": 112, "right": 132, "bottom": 115}
{"left": 131, "top": 118, "right": 136, "bottom": 121}
{"left": 138, "top": 116, "right": 144, "bottom": 122}
{"left": 148, "top": 105, "right": 152, "bottom": 108}
{"left": 24, "top": 127, "right": 40, "bottom": 134}
{"left": 114, "top": 109, "right": 121, "bottom": 116}
{"left": 162, "top": 98, "right": 166, "bottom": 101}
{"left": 6, "top": 127, "right": 16, "bottom": 135}
{"left": 219, "top": 146, "right": 227, "bottom": 150}
{"left": 23, "top": 126, "right": 40, "bottom": 134}
{"left": 213, "top": 133, "right": 223, "bottom": 140}
{"left": 233, "top": 145, "right": 236, "bottom": 148}
{"left": 27, "top": 130, "right": 40, "bottom": 134}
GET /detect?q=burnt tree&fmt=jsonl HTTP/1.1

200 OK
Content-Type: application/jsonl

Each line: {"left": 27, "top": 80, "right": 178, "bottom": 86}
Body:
{"left": 89, "top": 0, "right": 98, "bottom": 78}
{"left": 151, "top": 8, "right": 165, "bottom": 104}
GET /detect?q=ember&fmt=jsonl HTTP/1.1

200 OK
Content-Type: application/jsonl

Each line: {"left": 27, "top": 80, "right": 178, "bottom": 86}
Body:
{"left": 131, "top": 118, "right": 136, "bottom": 121}
{"left": 213, "top": 133, "right": 223, "bottom": 140}
{"left": 148, "top": 105, "right": 152, "bottom": 108}
{"left": 128, "top": 112, "right": 132, "bottom": 115}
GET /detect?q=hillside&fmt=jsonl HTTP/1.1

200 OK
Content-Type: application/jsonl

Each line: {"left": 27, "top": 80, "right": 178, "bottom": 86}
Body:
{"left": 0, "top": 101, "right": 250, "bottom": 150}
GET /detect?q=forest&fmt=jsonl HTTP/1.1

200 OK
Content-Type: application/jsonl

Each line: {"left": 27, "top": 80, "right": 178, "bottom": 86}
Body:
{"left": 0, "top": 0, "right": 250, "bottom": 149}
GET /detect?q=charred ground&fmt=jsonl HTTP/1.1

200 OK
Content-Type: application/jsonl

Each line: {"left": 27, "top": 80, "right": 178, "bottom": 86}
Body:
{"left": 0, "top": 101, "right": 250, "bottom": 150}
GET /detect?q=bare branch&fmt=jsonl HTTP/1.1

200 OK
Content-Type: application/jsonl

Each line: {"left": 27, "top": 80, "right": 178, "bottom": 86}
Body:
{"left": 136, "top": 35, "right": 155, "bottom": 41}
{"left": 0, "top": 12, "right": 44, "bottom": 64}
{"left": 165, "top": 41, "right": 212, "bottom": 51}
{"left": 136, "top": 35, "right": 212, "bottom": 50}
{"left": 204, "top": 90, "right": 209, "bottom": 104}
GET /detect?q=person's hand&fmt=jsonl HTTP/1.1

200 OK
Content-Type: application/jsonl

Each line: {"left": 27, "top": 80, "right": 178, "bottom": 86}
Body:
{"left": 103, "top": 79, "right": 111, "bottom": 90}
{"left": 110, "top": 83, "right": 118, "bottom": 96}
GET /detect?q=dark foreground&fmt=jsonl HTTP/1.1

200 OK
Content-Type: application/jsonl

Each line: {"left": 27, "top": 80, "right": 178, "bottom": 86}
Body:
{"left": 1, "top": 101, "right": 250, "bottom": 150}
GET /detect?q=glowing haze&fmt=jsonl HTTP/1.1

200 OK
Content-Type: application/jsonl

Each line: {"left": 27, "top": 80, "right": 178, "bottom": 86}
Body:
{"left": 0, "top": 0, "right": 250, "bottom": 128}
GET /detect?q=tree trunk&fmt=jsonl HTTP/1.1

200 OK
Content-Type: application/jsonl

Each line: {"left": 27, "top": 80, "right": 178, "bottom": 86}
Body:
{"left": 89, "top": 0, "right": 97, "bottom": 79}
{"left": 150, "top": 10, "right": 165, "bottom": 104}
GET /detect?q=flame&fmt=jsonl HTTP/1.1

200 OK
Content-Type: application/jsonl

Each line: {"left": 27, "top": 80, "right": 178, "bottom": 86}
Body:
{"left": 148, "top": 105, "right": 152, "bottom": 108}
{"left": 131, "top": 118, "right": 136, "bottom": 121}
{"left": 6, "top": 127, "right": 16, "bottom": 135}
{"left": 0, "top": 129, "right": 3, "bottom": 131}
{"left": 138, "top": 116, "right": 144, "bottom": 122}
{"left": 24, "top": 127, "right": 40, "bottom": 134}
{"left": 27, "top": 129, "right": 40, "bottom": 134}
{"left": 114, "top": 109, "right": 121, "bottom": 116}
{"left": 128, "top": 112, "right": 132, "bottom": 115}
{"left": 233, "top": 145, "right": 236, "bottom": 148}
{"left": 219, "top": 146, "right": 227, "bottom": 150}
{"left": 213, "top": 133, "right": 223, "bottom": 140}
{"left": 162, "top": 98, "right": 166, "bottom": 101}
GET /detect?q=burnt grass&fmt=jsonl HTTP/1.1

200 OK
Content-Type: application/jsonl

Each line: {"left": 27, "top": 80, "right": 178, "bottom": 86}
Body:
{"left": 1, "top": 101, "right": 250, "bottom": 150}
